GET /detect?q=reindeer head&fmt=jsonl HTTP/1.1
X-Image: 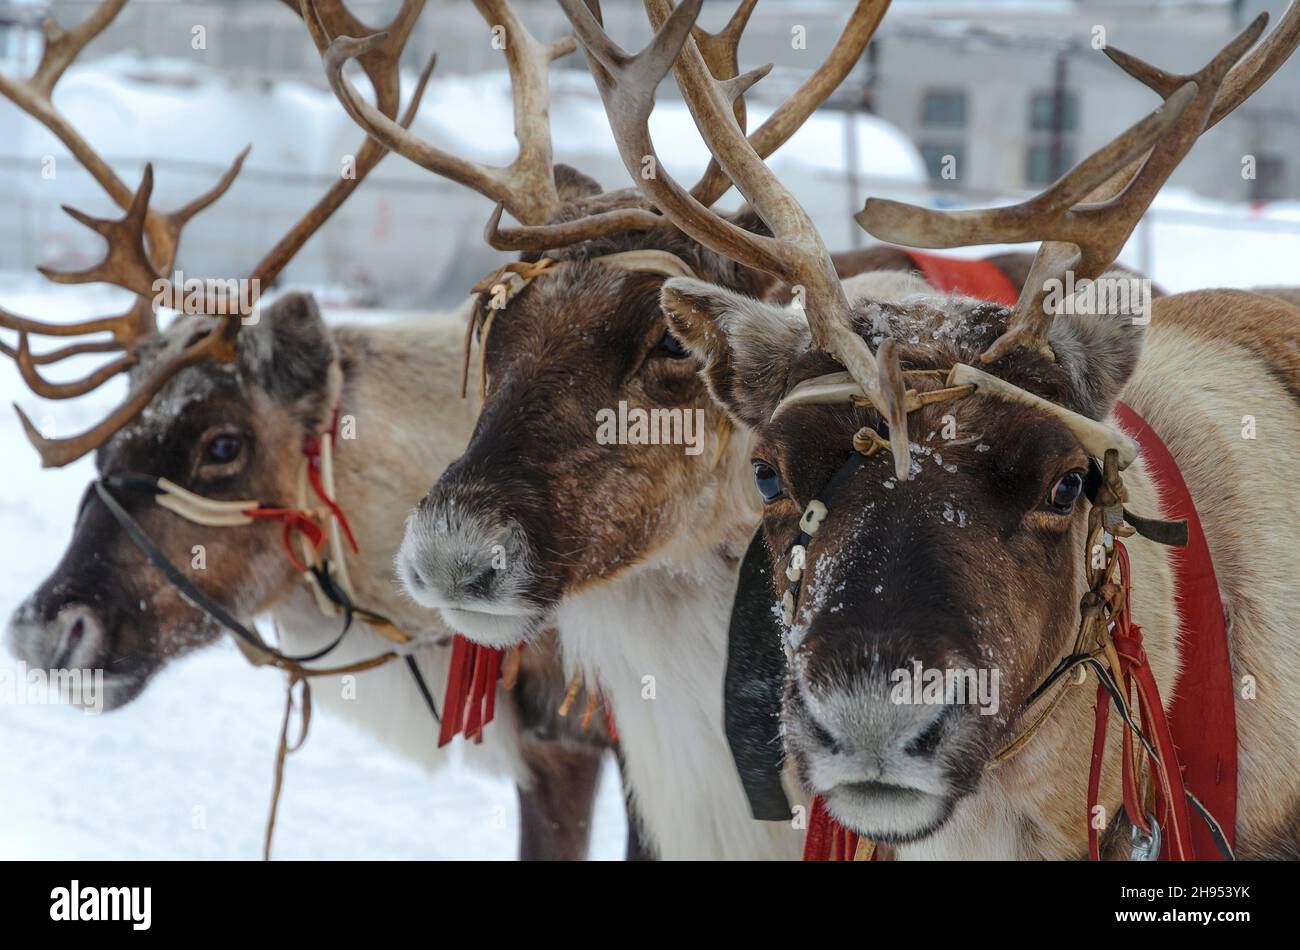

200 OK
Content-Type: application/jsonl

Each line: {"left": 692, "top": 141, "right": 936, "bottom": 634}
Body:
{"left": 2, "top": 0, "right": 432, "bottom": 707}
{"left": 397, "top": 207, "right": 772, "bottom": 645}
{"left": 380, "top": 0, "right": 889, "bottom": 643}
{"left": 621, "top": 2, "right": 1296, "bottom": 840}
{"left": 664, "top": 273, "right": 1148, "bottom": 839}
{"left": 7, "top": 295, "right": 343, "bottom": 707}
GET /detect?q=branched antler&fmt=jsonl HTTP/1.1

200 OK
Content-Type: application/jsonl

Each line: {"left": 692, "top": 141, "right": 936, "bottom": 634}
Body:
{"left": 313, "top": 0, "right": 572, "bottom": 226}
{"left": 560, "top": 0, "right": 909, "bottom": 477}
{"left": 686, "top": 0, "right": 890, "bottom": 208}
{"left": 485, "top": 0, "right": 889, "bottom": 254}
{"left": 857, "top": 2, "right": 1300, "bottom": 363}
{"left": 2, "top": 0, "right": 435, "bottom": 466}
{"left": 690, "top": 0, "right": 758, "bottom": 129}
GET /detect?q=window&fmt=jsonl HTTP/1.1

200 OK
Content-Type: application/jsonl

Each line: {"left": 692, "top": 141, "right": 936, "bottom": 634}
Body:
{"left": 921, "top": 90, "right": 967, "bottom": 129}
{"left": 1250, "top": 155, "right": 1286, "bottom": 202}
{"left": 1026, "top": 144, "right": 1075, "bottom": 186}
{"left": 1025, "top": 89, "right": 1079, "bottom": 187}
{"left": 1029, "top": 91, "right": 1079, "bottom": 132}
{"left": 921, "top": 143, "right": 966, "bottom": 184}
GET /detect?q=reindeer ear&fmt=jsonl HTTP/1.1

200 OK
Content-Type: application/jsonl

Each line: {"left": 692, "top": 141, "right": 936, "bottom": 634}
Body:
{"left": 241, "top": 292, "right": 340, "bottom": 430}
{"left": 660, "top": 277, "right": 809, "bottom": 428}
{"left": 1047, "top": 300, "right": 1146, "bottom": 420}
{"left": 553, "top": 163, "right": 603, "bottom": 203}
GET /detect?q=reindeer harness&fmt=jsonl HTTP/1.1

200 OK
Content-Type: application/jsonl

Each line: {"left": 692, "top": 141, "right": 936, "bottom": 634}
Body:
{"left": 90, "top": 411, "right": 455, "bottom": 859}
{"left": 728, "top": 255, "right": 1238, "bottom": 862}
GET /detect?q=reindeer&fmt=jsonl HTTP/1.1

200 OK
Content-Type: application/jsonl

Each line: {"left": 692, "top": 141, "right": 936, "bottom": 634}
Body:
{"left": 630, "top": 2, "right": 1300, "bottom": 858}
{"left": 1, "top": 0, "right": 624, "bottom": 861}
{"left": 354, "top": 0, "right": 1116, "bottom": 859}
{"left": 279, "top": 0, "right": 910, "bottom": 860}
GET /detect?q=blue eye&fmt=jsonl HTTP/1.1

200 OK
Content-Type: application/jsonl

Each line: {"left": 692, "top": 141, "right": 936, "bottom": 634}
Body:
{"left": 1047, "top": 470, "right": 1084, "bottom": 513}
{"left": 651, "top": 329, "right": 689, "bottom": 359}
{"left": 206, "top": 434, "right": 242, "bottom": 465}
{"left": 753, "top": 461, "right": 785, "bottom": 502}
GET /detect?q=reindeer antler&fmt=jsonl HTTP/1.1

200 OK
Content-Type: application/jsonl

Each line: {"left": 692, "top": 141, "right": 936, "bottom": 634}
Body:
{"left": 559, "top": 0, "right": 909, "bottom": 477}
{"left": 484, "top": 0, "right": 891, "bottom": 253}
{"left": 1, "top": 0, "right": 435, "bottom": 467}
{"left": 686, "top": 0, "right": 890, "bottom": 208}
{"left": 312, "top": 0, "right": 573, "bottom": 226}
{"left": 857, "top": 2, "right": 1300, "bottom": 363}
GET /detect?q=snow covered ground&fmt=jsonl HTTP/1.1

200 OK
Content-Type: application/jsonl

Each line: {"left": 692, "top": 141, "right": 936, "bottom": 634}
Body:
{"left": 0, "top": 283, "right": 628, "bottom": 861}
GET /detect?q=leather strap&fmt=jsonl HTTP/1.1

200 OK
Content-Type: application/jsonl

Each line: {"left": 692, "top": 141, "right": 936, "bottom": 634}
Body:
{"left": 1110, "top": 401, "right": 1238, "bottom": 859}
{"left": 724, "top": 528, "right": 794, "bottom": 821}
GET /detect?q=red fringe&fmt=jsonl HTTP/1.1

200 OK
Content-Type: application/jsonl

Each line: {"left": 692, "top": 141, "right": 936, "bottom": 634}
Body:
{"left": 438, "top": 635, "right": 504, "bottom": 747}
{"left": 804, "top": 796, "right": 868, "bottom": 861}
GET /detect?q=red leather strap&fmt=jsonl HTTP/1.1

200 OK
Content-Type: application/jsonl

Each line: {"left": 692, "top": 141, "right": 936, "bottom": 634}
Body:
{"left": 804, "top": 796, "right": 837, "bottom": 861}
{"left": 244, "top": 506, "right": 325, "bottom": 573}
{"left": 302, "top": 434, "right": 360, "bottom": 554}
{"left": 1110, "top": 401, "right": 1237, "bottom": 859}
{"left": 902, "top": 250, "right": 1019, "bottom": 306}
{"left": 438, "top": 634, "right": 504, "bottom": 747}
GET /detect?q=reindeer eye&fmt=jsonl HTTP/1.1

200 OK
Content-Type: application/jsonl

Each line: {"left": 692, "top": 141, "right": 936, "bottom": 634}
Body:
{"left": 752, "top": 461, "right": 785, "bottom": 503}
{"left": 205, "top": 434, "right": 242, "bottom": 465}
{"left": 1047, "top": 470, "right": 1085, "bottom": 513}
{"left": 651, "top": 329, "right": 689, "bottom": 359}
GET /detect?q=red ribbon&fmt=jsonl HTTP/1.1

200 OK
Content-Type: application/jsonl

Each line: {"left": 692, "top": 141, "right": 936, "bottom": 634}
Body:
{"left": 438, "top": 635, "right": 504, "bottom": 747}
{"left": 1108, "top": 403, "right": 1237, "bottom": 860}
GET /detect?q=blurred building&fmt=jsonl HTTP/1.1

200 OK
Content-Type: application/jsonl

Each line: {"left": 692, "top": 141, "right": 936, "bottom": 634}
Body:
{"left": 5, "top": 0, "right": 1296, "bottom": 200}
{"left": 1, "top": 0, "right": 1297, "bottom": 306}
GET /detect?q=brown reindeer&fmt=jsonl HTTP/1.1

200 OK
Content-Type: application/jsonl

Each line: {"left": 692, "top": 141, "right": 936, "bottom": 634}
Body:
{"left": 1, "top": 0, "right": 622, "bottom": 860}
{"left": 358, "top": 0, "right": 1088, "bottom": 858}
{"left": 293, "top": 0, "right": 907, "bottom": 858}
{"left": 638, "top": 4, "right": 1300, "bottom": 858}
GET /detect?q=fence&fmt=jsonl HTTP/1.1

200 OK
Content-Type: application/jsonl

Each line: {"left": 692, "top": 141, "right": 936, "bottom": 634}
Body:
{"left": 2, "top": 151, "right": 1299, "bottom": 315}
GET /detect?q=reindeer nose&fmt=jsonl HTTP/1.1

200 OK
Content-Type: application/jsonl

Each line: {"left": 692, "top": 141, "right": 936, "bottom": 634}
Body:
{"left": 397, "top": 493, "right": 532, "bottom": 611}
{"left": 6, "top": 601, "right": 108, "bottom": 672}
{"left": 806, "top": 695, "right": 956, "bottom": 763}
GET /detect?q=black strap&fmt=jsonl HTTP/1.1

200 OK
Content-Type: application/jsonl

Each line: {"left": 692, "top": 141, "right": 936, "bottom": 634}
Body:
{"left": 403, "top": 655, "right": 442, "bottom": 724}
{"left": 95, "top": 480, "right": 350, "bottom": 665}
{"left": 724, "top": 528, "right": 793, "bottom": 821}
{"left": 306, "top": 541, "right": 441, "bottom": 723}
{"left": 97, "top": 477, "right": 443, "bottom": 723}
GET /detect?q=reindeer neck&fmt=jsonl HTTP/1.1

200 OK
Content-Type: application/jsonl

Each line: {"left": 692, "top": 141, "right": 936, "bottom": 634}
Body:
{"left": 274, "top": 307, "right": 482, "bottom": 641}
